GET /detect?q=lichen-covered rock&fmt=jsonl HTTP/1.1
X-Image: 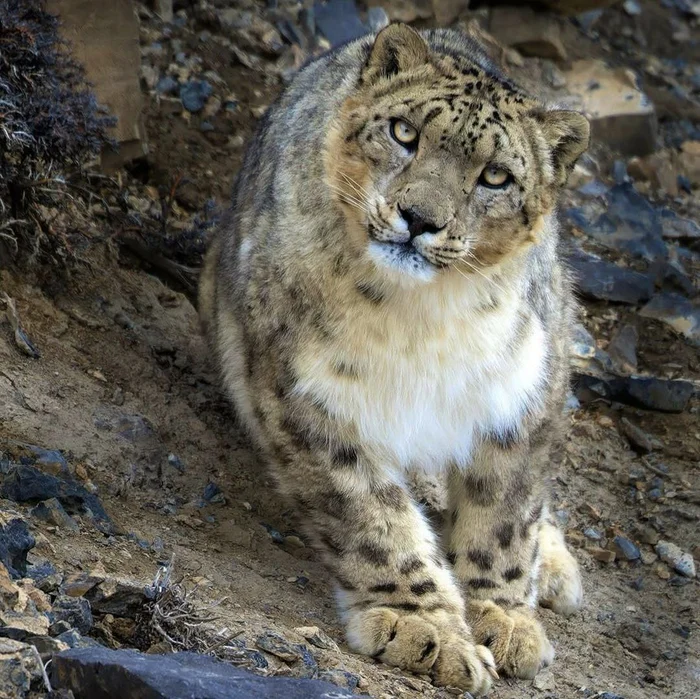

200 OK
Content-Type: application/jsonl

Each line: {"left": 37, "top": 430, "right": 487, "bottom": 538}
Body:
{"left": 0, "top": 638, "right": 43, "bottom": 698}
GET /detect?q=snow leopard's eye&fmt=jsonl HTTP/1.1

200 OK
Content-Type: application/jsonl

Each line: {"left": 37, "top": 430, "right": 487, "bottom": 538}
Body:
{"left": 479, "top": 165, "right": 513, "bottom": 189}
{"left": 390, "top": 119, "right": 418, "bottom": 149}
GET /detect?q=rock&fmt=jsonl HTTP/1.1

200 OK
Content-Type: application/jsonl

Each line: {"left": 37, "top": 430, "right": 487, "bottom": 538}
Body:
{"left": 149, "top": 0, "right": 173, "bottom": 22}
{"left": 678, "top": 140, "right": 700, "bottom": 186}
{"left": 0, "top": 638, "right": 43, "bottom": 698}
{"left": 538, "top": 1, "right": 619, "bottom": 13}
{"left": 589, "top": 547, "right": 616, "bottom": 563}
{"left": 489, "top": 6, "right": 567, "bottom": 60}
{"left": 577, "top": 374, "right": 694, "bottom": 413}
{"left": 606, "top": 324, "right": 638, "bottom": 375}
{"left": 639, "top": 294, "right": 700, "bottom": 346}
{"left": 0, "top": 464, "right": 112, "bottom": 532}
{"left": 613, "top": 536, "right": 641, "bottom": 561}
{"left": 571, "top": 324, "right": 597, "bottom": 360}
{"left": 368, "top": 0, "right": 433, "bottom": 24}
{"left": 431, "top": 0, "right": 471, "bottom": 25}
{"left": 26, "top": 634, "right": 69, "bottom": 661}
{"left": 156, "top": 76, "right": 179, "bottom": 95}
{"left": 319, "top": 669, "right": 361, "bottom": 690}
{"left": 180, "top": 80, "right": 213, "bottom": 113}
{"left": 83, "top": 579, "right": 149, "bottom": 618}
{"left": 255, "top": 631, "right": 303, "bottom": 663}
{"left": 567, "top": 250, "right": 654, "bottom": 305}
{"left": 532, "top": 668, "right": 555, "bottom": 691}
{"left": 626, "top": 151, "right": 678, "bottom": 196}
{"left": 640, "top": 550, "right": 657, "bottom": 565}
{"left": 0, "top": 519, "right": 35, "bottom": 580}
{"left": 30, "top": 499, "right": 80, "bottom": 532}
{"left": 620, "top": 418, "right": 653, "bottom": 453}
{"left": 623, "top": 0, "right": 642, "bottom": 15}
{"left": 47, "top": 0, "right": 147, "bottom": 170}
{"left": 0, "top": 564, "right": 50, "bottom": 640}
{"left": 572, "top": 183, "right": 666, "bottom": 261}
{"left": 294, "top": 626, "right": 340, "bottom": 652}
{"left": 26, "top": 561, "right": 62, "bottom": 594}
{"left": 55, "top": 629, "right": 103, "bottom": 650}
{"left": 583, "top": 527, "right": 603, "bottom": 541}
{"left": 61, "top": 572, "right": 104, "bottom": 598}
{"left": 314, "top": 0, "right": 372, "bottom": 46}
{"left": 564, "top": 59, "right": 657, "bottom": 157}
{"left": 633, "top": 525, "right": 660, "bottom": 546}
{"left": 51, "top": 647, "right": 353, "bottom": 698}
{"left": 658, "top": 209, "right": 700, "bottom": 241}
{"left": 50, "top": 596, "right": 93, "bottom": 636}
{"left": 656, "top": 541, "right": 697, "bottom": 578}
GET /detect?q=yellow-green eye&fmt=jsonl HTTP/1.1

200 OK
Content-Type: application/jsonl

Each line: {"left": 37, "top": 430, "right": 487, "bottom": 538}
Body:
{"left": 391, "top": 119, "right": 418, "bottom": 147}
{"left": 479, "top": 165, "right": 512, "bottom": 188}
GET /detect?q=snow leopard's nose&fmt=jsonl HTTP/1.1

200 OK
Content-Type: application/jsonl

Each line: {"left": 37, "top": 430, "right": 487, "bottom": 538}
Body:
{"left": 398, "top": 205, "right": 445, "bottom": 240}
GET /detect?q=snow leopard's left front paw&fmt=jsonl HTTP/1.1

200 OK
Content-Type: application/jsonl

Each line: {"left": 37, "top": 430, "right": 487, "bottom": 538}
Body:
{"left": 468, "top": 600, "right": 554, "bottom": 679}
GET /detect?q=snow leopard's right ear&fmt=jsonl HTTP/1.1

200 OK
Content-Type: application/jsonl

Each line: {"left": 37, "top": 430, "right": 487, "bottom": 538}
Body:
{"left": 362, "top": 23, "right": 429, "bottom": 84}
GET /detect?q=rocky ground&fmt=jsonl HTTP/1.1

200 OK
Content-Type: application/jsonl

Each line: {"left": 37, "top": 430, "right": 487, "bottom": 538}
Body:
{"left": 1, "top": 1, "right": 699, "bottom": 698}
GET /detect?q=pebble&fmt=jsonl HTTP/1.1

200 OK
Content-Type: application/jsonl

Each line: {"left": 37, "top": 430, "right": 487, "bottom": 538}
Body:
{"left": 180, "top": 80, "right": 213, "bottom": 113}
{"left": 294, "top": 626, "right": 340, "bottom": 652}
{"left": 255, "top": 631, "right": 302, "bottom": 662}
{"left": 620, "top": 418, "right": 653, "bottom": 453}
{"left": 584, "top": 527, "right": 603, "bottom": 541}
{"left": 589, "top": 547, "right": 616, "bottom": 564}
{"left": 640, "top": 549, "right": 657, "bottom": 565}
{"left": 613, "top": 536, "right": 641, "bottom": 561}
{"left": 656, "top": 541, "right": 696, "bottom": 577}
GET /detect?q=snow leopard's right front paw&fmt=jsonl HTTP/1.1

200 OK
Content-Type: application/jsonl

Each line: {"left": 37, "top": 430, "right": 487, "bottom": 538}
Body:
{"left": 346, "top": 606, "right": 497, "bottom": 696}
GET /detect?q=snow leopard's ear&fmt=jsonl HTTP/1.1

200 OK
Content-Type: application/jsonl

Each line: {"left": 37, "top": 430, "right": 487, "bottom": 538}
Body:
{"left": 362, "top": 23, "right": 429, "bottom": 84}
{"left": 531, "top": 109, "right": 591, "bottom": 186}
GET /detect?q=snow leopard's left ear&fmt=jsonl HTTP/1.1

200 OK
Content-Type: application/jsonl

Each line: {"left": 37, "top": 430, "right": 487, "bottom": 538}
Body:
{"left": 362, "top": 23, "right": 429, "bottom": 84}
{"left": 531, "top": 110, "right": 590, "bottom": 186}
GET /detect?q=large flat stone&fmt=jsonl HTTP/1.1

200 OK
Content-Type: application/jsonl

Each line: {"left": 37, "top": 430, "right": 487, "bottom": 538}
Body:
{"left": 564, "top": 59, "right": 657, "bottom": 156}
{"left": 52, "top": 647, "right": 354, "bottom": 698}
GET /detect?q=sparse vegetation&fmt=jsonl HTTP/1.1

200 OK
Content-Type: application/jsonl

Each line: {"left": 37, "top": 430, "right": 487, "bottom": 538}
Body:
{"left": 0, "top": 0, "right": 114, "bottom": 266}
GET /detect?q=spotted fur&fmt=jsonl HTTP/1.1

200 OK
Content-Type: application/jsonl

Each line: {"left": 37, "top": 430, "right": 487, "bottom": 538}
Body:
{"left": 199, "top": 24, "right": 588, "bottom": 695}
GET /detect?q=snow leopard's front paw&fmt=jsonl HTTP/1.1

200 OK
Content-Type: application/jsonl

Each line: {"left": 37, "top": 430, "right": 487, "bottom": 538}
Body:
{"left": 347, "top": 606, "right": 497, "bottom": 695}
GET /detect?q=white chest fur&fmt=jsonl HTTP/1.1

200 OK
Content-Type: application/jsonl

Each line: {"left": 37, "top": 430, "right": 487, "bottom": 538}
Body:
{"left": 294, "top": 273, "right": 548, "bottom": 474}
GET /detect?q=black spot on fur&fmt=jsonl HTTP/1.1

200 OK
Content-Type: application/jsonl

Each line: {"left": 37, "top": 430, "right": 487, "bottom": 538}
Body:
{"left": 495, "top": 522, "right": 515, "bottom": 548}
{"left": 423, "top": 106, "right": 443, "bottom": 125}
{"left": 331, "top": 444, "right": 358, "bottom": 467}
{"left": 385, "top": 602, "right": 420, "bottom": 612}
{"left": 468, "top": 578, "right": 499, "bottom": 590}
{"left": 334, "top": 574, "right": 356, "bottom": 590}
{"left": 357, "top": 542, "right": 390, "bottom": 567}
{"left": 464, "top": 472, "right": 498, "bottom": 506}
{"left": 410, "top": 580, "right": 437, "bottom": 596}
{"left": 374, "top": 483, "right": 405, "bottom": 509}
{"left": 321, "top": 490, "right": 351, "bottom": 520}
{"left": 356, "top": 282, "right": 384, "bottom": 305}
{"left": 446, "top": 551, "right": 457, "bottom": 565}
{"left": 488, "top": 424, "right": 521, "bottom": 449}
{"left": 400, "top": 556, "right": 425, "bottom": 575}
{"left": 504, "top": 566, "right": 524, "bottom": 582}
{"left": 321, "top": 533, "right": 345, "bottom": 556}
{"left": 333, "top": 361, "right": 358, "bottom": 379}
{"left": 467, "top": 549, "right": 494, "bottom": 571}
{"left": 369, "top": 582, "right": 397, "bottom": 593}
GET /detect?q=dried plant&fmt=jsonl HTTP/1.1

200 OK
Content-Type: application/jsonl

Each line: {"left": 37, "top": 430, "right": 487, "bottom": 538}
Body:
{"left": 0, "top": 0, "right": 115, "bottom": 266}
